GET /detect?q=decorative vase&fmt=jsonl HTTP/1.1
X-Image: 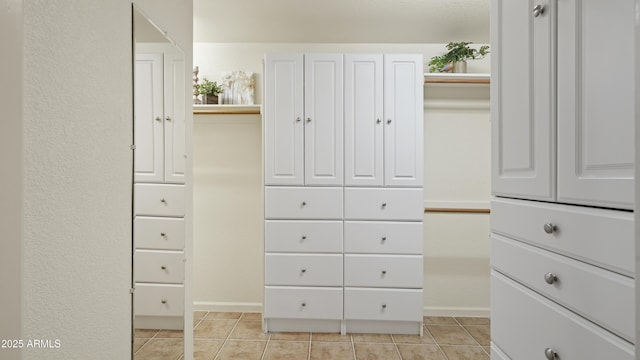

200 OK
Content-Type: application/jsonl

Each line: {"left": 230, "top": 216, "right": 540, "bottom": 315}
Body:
{"left": 452, "top": 61, "right": 467, "bottom": 73}
{"left": 203, "top": 94, "right": 218, "bottom": 104}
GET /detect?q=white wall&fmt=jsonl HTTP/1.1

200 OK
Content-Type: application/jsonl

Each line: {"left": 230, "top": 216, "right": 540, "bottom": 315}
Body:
{"left": 192, "top": 43, "right": 491, "bottom": 316}
{"left": 21, "top": 1, "right": 132, "bottom": 358}
{"left": 0, "top": 1, "right": 24, "bottom": 359}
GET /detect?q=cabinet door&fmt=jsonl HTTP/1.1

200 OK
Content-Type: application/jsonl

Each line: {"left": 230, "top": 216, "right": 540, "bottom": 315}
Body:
{"left": 383, "top": 54, "right": 423, "bottom": 187}
{"left": 490, "top": 0, "right": 555, "bottom": 201}
{"left": 163, "top": 51, "right": 186, "bottom": 184}
{"left": 264, "top": 54, "right": 304, "bottom": 185}
{"left": 344, "top": 54, "right": 383, "bottom": 186}
{"left": 304, "top": 54, "right": 343, "bottom": 186}
{"left": 557, "top": 0, "right": 635, "bottom": 210}
{"left": 134, "top": 53, "right": 164, "bottom": 183}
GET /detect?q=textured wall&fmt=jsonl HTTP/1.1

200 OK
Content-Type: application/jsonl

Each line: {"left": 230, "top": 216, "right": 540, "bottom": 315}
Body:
{"left": 22, "top": 1, "right": 133, "bottom": 358}
{"left": 0, "top": 1, "right": 24, "bottom": 359}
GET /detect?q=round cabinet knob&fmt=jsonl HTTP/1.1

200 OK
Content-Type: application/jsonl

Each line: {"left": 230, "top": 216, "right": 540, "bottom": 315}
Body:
{"left": 386, "top": 119, "right": 392, "bottom": 124}
{"left": 376, "top": 118, "right": 382, "bottom": 124}
{"left": 161, "top": 299, "right": 167, "bottom": 304}
{"left": 301, "top": 201, "right": 307, "bottom": 207}
{"left": 301, "top": 268, "right": 307, "bottom": 273}
{"left": 533, "top": 4, "right": 545, "bottom": 17}
{"left": 544, "top": 272, "right": 558, "bottom": 285}
{"left": 155, "top": 116, "right": 162, "bottom": 122}
{"left": 160, "top": 232, "right": 166, "bottom": 237}
{"left": 301, "top": 302, "right": 307, "bottom": 307}
{"left": 306, "top": 117, "right": 311, "bottom": 123}
{"left": 301, "top": 235, "right": 307, "bottom": 240}
{"left": 165, "top": 116, "right": 172, "bottom": 121}
{"left": 381, "top": 270, "right": 387, "bottom": 275}
{"left": 544, "top": 348, "right": 558, "bottom": 360}
{"left": 381, "top": 202, "right": 387, "bottom": 208}
{"left": 543, "top": 223, "right": 556, "bottom": 234}
{"left": 381, "top": 236, "right": 387, "bottom": 242}
{"left": 160, "top": 198, "right": 167, "bottom": 203}
{"left": 295, "top": 117, "right": 301, "bottom": 123}
{"left": 161, "top": 265, "right": 167, "bottom": 270}
{"left": 381, "top": 304, "right": 387, "bottom": 309}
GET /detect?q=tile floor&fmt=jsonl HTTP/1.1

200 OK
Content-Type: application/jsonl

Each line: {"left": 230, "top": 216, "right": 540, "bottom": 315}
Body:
{"left": 134, "top": 312, "right": 490, "bottom": 360}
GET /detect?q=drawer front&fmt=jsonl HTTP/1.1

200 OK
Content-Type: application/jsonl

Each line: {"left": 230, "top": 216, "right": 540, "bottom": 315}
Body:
{"left": 344, "top": 188, "right": 423, "bottom": 221}
{"left": 135, "top": 283, "right": 184, "bottom": 317}
{"left": 344, "top": 255, "right": 423, "bottom": 288}
{"left": 265, "top": 254, "right": 343, "bottom": 286}
{"left": 491, "top": 270, "right": 634, "bottom": 360}
{"left": 135, "top": 184, "right": 185, "bottom": 217}
{"left": 135, "top": 217, "right": 185, "bottom": 250}
{"left": 264, "top": 286, "right": 342, "bottom": 320}
{"left": 265, "top": 187, "right": 343, "bottom": 219}
{"left": 491, "top": 198, "right": 634, "bottom": 276}
{"left": 344, "top": 288, "right": 422, "bottom": 322}
{"left": 344, "top": 221, "right": 422, "bottom": 254}
{"left": 265, "top": 220, "right": 342, "bottom": 253}
{"left": 135, "top": 250, "right": 185, "bottom": 284}
{"left": 492, "top": 235, "right": 634, "bottom": 342}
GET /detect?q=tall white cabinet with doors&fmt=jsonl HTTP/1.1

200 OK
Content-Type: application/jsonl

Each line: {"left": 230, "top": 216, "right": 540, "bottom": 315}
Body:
{"left": 263, "top": 53, "right": 423, "bottom": 335}
{"left": 490, "top": 1, "right": 635, "bottom": 359}
{"left": 134, "top": 43, "right": 187, "bottom": 330}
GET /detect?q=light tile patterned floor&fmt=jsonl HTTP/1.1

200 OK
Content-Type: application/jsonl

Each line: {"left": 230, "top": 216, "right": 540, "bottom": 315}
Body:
{"left": 134, "top": 312, "right": 490, "bottom": 360}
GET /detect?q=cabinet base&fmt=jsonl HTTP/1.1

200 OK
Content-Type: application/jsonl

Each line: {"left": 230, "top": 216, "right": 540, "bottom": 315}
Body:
{"left": 345, "top": 320, "right": 423, "bottom": 335}
{"left": 263, "top": 319, "right": 341, "bottom": 333}
{"left": 135, "top": 315, "right": 184, "bottom": 330}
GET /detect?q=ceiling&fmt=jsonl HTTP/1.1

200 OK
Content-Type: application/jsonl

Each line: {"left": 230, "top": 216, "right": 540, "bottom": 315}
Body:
{"left": 194, "top": 0, "right": 490, "bottom": 44}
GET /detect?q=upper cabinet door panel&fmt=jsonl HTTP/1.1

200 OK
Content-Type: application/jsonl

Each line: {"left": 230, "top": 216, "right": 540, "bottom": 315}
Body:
{"left": 264, "top": 54, "right": 304, "bottom": 185}
{"left": 135, "top": 53, "right": 164, "bottom": 183}
{"left": 164, "top": 51, "right": 186, "bottom": 184}
{"left": 491, "top": 0, "right": 556, "bottom": 201}
{"left": 557, "top": 0, "right": 635, "bottom": 210}
{"left": 383, "top": 54, "right": 423, "bottom": 187}
{"left": 304, "top": 54, "right": 344, "bottom": 186}
{"left": 344, "top": 54, "right": 384, "bottom": 187}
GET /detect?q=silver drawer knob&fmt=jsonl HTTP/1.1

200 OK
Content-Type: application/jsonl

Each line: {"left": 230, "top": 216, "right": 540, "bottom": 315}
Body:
{"left": 301, "top": 302, "right": 306, "bottom": 307}
{"left": 381, "top": 236, "right": 387, "bottom": 242}
{"left": 306, "top": 117, "right": 311, "bottom": 123}
{"left": 301, "top": 235, "right": 307, "bottom": 240}
{"left": 381, "top": 304, "right": 387, "bottom": 309}
{"left": 165, "top": 116, "right": 172, "bottom": 121}
{"left": 386, "top": 119, "right": 392, "bottom": 124}
{"left": 544, "top": 348, "right": 558, "bottom": 360}
{"left": 381, "top": 202, "right": 387, "bottom": 208}
{"left": 533, "top": 4, "right": 545, "bottom": 18}
{"left": 544, "top": 272, "right": 558, "bottom": 285}
{"left": 301, "top": 201, "right": 307, "bottom": 207}
{"left": 376, "top": 118, "right": 382, "bottom": 124}
{"left": 161, "top": 266, "right": 167, "bottom": 270}
{"left": 381, "top": 270, "right": 387, "bottom": 275}
{"left": 155, "top": 116, "right": 162, "bottom": 122}
{"left": 296, "top": 117, "right": 301, "bottom": 123}
{"left": 160, "top": 232, "right": 166, "bottom": 237}
{"left": 543, "top": 223, "right": 556, "bottom": 234}
{"left": 301, "top": 268, "right": 306, "bottom": 273}
{"left": 161, "top": 299, "right": 167, "bottom": 304}
{"left": 160, "top": 198, "right": 166, "bottom": 203}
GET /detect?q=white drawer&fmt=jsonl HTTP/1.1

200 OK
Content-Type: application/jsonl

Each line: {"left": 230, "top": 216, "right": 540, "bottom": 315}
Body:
{"left": 135, "top": 184, "right": 185, "bottom": 217}
{"left": 344, "top": 188, "right": 423, "bottom": 221}
{"left": 264, "top": 286, "right": 342, "bottom": 320}
{"left": 344, "top": 288, "right": 422, "bottom": 322}
{"left": 344, "top": 221, "right": 422, "bottom": 254}
{"left": 491, "top": 198, "right": 634, "bottom": 276}
{"left": 265, "top": 220, "right": 342, "bottom": 253}
{"left": 491, "top": 270, "right": 634, "bottom": 360}
{"left": 344, "top": 254, "right": 423, "bottom": 288}
{"left": 135, "top": 283, "right": 184, "bottom": 317}
{"left": 134, "top": 217, "right": 185, "bottom": 250}
{"left": 492, "top": 235, "right": 634, "bottom": 342}
{"left": 135, "top": 250, "right": 184, "bottom": 284}
{"left": 265, "top": 254, "right": 342, "bottom": 286}
{"left": 265, "top": 187, "right": 342, "bottom": 219}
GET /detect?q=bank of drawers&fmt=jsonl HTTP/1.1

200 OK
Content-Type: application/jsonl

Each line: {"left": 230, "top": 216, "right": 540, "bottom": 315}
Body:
{"left": 343, "top": 187, "right": 423, "bottom": 329}
{"left": 134, "top": 184, "right": 185, "bottom": 320}
{"left": 491, "top": 197, "right": 635, "bottom": 356}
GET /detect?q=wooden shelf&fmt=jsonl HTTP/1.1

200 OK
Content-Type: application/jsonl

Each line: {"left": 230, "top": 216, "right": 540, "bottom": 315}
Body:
{"left": 193, "top": 104, "right": 261, "bottom": 115}
{"left": 424, "top": 73, "right": 490, "bottom": 85}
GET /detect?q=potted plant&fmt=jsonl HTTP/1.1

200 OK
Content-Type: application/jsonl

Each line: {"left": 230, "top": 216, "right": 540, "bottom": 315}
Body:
{"left": 199, "top": 78, "right": 223, "bottom": 104}
{"left": 428, "top": 42, "right": 490, "bottom": 73}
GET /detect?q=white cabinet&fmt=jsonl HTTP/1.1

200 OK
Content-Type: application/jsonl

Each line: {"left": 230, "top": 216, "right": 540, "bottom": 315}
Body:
{"left": 490, "top": 0, "right": 636, "bottom": 357}
{"left": 263, "top": 52, "right": 423, "bottom": 335}
{"left": 134, "top": 43, "right": 186, "bottom": 330}
{"left": 491, "top": 0, "right": 634, "bottom": 209}
{"left": 344, "top": 54, "right": 423, "bottom": 187}
{"left": 135, "top": 47, "right": 186, "bottom": 184}
{"left": 264, "top": 53, "right": 343, "bottom": 186}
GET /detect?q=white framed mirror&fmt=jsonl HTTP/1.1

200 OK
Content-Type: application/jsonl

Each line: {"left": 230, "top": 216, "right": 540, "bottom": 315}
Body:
{"left": 132, "top": 5, "right": 193, "bottom": 359}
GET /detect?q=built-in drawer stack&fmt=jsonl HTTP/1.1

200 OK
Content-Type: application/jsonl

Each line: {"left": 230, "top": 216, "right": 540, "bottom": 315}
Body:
{"left": 491, "top": 198, "right": 635, "bottom": 359}
{"left": 134, "top": 183, "right": 185, "bottom": 330}
{"left": 263, "top": 187, "right": 344, "bottom": 333}
{"left": 343, "top": 188, "right": 424, "bottom": 335}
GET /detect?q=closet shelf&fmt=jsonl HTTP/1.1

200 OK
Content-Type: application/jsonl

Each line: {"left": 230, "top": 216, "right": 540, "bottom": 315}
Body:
{"left": 424, "top": 73, "right": 490, "bottom": 85}
{"left": 193, "top": 104, "right": 261, "bottom": 115}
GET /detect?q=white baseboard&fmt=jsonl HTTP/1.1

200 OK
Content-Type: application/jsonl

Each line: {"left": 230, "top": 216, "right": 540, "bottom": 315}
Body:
{"left": 193, "top": 301, "right": 263, "bottom": 313}
{"left": 423, "top": 306, "right": 490, "bottom": 318}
